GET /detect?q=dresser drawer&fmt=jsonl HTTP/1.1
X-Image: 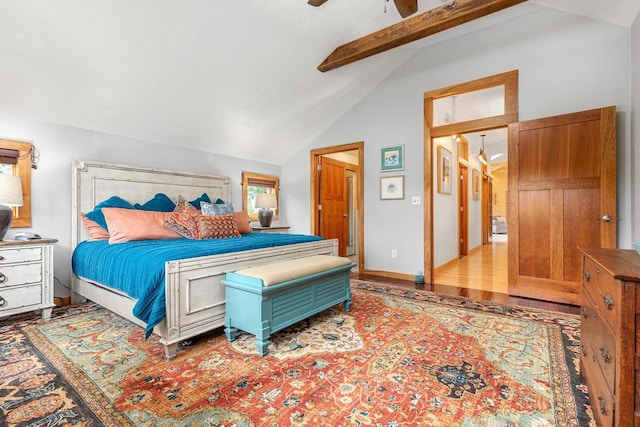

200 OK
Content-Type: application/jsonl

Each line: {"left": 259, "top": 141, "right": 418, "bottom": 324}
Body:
{"left": 581, "top": 341, "right": 615, "bottom": 427}
{"left": 583, "top": 257, "right": 621, "bottom": 331}
{"left": 0, "top": 263, "right": 42, "bottom": 288}
{"left": 581, "top": 289, "right": 616, "bottom": 390}
{"left": 0, "top": 248, "right": 42, "bottom": 265}
{"left": 0, "top": 284, "right": 42, "bottom": 311}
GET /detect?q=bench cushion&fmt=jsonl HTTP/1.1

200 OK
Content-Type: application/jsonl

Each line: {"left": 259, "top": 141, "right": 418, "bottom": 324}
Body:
{"left": 234, "top": 255, "right": 352, "bottom": 286}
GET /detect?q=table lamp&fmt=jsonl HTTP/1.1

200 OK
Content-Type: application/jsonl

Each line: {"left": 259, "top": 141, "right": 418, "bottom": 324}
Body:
{"left": 254, "top": 193, "right": 277, "bottom": 227}
{"left": 0, "top": 174, "right": 23, "bottom": 241}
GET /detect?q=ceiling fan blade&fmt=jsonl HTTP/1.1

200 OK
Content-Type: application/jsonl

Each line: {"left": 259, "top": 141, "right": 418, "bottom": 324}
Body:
{"left": 308, "top": 0, "right": 328, "bottom": 6}
{"left": 393, "top": 0, "right": 418, "bottom": 18}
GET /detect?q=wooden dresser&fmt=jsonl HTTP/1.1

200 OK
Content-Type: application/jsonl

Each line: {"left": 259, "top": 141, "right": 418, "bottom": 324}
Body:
{"left": 580, "top": 247, "right": 640, "bottom": 426}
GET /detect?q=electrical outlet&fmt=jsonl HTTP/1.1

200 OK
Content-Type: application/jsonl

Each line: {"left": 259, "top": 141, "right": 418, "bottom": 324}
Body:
{"left": 391, "top": 249, "right": 398, "bottom": 259}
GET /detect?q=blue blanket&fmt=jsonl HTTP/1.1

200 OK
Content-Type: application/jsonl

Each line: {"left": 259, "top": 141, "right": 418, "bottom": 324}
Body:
{"left": 71, "top": 233, "right": 324, "bottom": 337}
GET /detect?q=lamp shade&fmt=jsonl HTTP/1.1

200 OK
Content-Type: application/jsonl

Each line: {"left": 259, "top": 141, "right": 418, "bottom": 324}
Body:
{"left": 0, "top": 174, "right": 23, "bottom": 206}
{"left": 254, "top": 193, "right": 277, "bottom": 209}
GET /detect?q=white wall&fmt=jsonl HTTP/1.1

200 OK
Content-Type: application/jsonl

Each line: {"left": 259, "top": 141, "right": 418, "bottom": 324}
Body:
{"left": 0, "top": 112, "right": 280, "bottom": 296}
{"left": 282, "top": 6, "right": 634, "bottom": 276}
{"left": 632, "top": 13, "right": 640, "bottom": 243}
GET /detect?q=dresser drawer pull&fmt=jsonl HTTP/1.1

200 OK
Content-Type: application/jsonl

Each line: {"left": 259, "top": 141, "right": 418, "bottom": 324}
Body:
{"left": 598, "top": 396, "right": 608, "bottom": 415}
{"left": 581, "top": 308, "right": 588, "bottom": 318}
{"left": 602, "top": 295, "right": 614, "bottom": 310}
{"left": 581, "top": 345, "right": 587, "bottom": 356}
{"left": 0, "top": 255, "right": 4, "bottom": 261}
{"left": 583, "top": 272, "right": 591, "bottom": 281}
{"left": 0, "top": 296, "right": 5, "bottom": 306}
{"left": 599, "top": 347, "right": 611, "bottom": 363}
{"left": 0, "top": 273, "right": 5, "bottom": 283}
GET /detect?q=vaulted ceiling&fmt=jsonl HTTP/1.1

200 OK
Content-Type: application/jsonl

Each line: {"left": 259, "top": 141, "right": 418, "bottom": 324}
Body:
{"left": 0, "top": 1, "right": 638, "bottom": 165}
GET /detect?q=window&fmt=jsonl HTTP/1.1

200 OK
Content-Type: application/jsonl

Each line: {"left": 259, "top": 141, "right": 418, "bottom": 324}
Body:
{"left": 0, "top": 139, "right": 32, "bottom": 228}
{"left": 242, "top": 172, "right": 279, "bottom": 221}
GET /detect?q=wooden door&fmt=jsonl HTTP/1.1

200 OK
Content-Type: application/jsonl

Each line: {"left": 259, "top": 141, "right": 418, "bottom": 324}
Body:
{"left": 320, "top": 156, "right": 348, "bottom": 256}
{"left": 508, "top": 106, "right": 616, "bottom": 305}
{"left": 458, "top": 163, "right": 468, "bottom": 257}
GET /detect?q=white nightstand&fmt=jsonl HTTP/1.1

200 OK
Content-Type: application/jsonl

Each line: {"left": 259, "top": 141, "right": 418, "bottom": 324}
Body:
{"left": 0, "top": 238, "right": 57, "bottom": 320}
{"left": 251, "top": 226, "right": 290, "bottom": 234}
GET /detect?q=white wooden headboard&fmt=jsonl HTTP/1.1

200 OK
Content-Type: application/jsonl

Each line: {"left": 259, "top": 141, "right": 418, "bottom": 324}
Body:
{"left": 71, "top": 159, "right": 231, "bottom": 247}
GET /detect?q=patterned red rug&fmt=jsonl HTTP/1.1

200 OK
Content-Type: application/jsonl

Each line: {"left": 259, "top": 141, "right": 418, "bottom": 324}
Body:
{"left": 0, "top": 281, "right": 593, "bottom": 426}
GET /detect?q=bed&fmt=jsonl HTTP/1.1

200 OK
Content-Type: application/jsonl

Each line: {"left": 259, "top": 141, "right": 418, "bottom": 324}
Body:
{"left": 71, "top": 159, "right": 338, "bottom": 359}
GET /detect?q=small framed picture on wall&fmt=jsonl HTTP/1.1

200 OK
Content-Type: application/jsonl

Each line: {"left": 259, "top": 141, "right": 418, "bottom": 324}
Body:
{"left": 380, "top": 145, "right": 404, "bottom": 172}
{"left": 380, "top": 175, "right": 404, "bottom": 200}
{"left": 472, "top": 169, "right": 480, "bottom": 201}
{"left": 437, "top": 146, "right": 452, "bottom": 195}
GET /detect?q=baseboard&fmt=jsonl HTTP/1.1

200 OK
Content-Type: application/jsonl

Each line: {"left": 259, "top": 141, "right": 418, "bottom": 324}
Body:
{"left": 358, "top": 268, "right": 414, "bottom": 282}
{"left": 434, "top": 257, "right": 458, "bottom": 274}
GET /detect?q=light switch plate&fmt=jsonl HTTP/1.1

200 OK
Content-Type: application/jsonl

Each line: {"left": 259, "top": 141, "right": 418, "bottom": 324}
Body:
{"left": 412, "top": 196, "right": 421, "bottom": 205}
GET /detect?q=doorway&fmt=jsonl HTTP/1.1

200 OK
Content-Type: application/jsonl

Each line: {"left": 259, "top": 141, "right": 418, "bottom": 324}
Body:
{"left": 310, "top": 142, "right": 364, "bottom": 271}
{"left": 424, "top": 70, "right": 519, "bottom": 287}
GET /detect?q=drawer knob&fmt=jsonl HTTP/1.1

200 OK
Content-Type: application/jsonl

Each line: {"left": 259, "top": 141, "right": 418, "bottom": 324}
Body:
{"left": 598, "top": 396, "right": 608, "bottom": 415}
{"left": 0, "top": 273, "right": 6, "bottom": 283}
{"left": 602, "top": 295, "right": 614, "bottom": 310}
{"left": 599, "top": 347, "right": 611, "bottom": 363}
{"left": 581, "top": 345, "right": 587, "bottom": 356}
{"left": 0, "top": 296, "right": 5, "bottom": 307}
{"left": 0, "top": 255, "right": 4, "bottom": 261}
{"left": 581, "top": 308, "right": 588, "bottom": 318}
{"left": 583, "top": 272, "right": 591, "bottom": 281}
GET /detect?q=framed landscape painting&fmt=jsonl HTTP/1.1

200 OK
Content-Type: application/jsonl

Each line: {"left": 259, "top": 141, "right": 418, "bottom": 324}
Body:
{"left": 381, "top": 145, "right": 404, "bottom": 172}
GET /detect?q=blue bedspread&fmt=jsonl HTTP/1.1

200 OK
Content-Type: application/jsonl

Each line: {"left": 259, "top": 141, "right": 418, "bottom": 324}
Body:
{"left": 71, "top": 233, "right": 324, "bottom": 337}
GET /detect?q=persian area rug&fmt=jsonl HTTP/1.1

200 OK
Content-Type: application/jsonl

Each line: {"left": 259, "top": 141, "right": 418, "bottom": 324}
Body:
{"left": 0, "top": 281, "right": 593, "bottom": 426}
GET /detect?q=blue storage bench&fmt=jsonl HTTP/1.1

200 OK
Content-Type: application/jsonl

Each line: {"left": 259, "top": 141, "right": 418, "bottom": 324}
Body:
{"left": 221, "top": 255, "right": 355, "bottom": 356}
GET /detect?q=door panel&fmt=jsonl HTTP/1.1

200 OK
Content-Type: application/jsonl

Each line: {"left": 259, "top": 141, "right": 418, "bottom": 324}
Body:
{"left": 508, "top": 106, "right": 616, "bottom": 305}
{"left": 320, "top": 156, "right": 348, "bottom": 256}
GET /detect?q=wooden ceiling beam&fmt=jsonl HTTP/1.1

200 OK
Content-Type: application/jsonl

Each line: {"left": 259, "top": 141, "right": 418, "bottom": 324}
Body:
{"left": 317, "top": 0, "right": 527, "bottom": 72}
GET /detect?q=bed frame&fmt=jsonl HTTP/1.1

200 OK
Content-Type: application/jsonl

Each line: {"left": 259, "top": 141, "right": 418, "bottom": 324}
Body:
{"left": 71, "top": 159, "right": 338, "bottom": 359}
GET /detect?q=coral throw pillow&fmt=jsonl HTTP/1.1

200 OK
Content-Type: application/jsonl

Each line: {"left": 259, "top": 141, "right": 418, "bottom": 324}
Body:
{"left": 81, "top": 213, "right": 110, "bottom": 241}
{"left": 234, "top": 211, "right": 252, "bottom": 234}
{"left": 102, "top": 208, "right": 182, "bottom": 244}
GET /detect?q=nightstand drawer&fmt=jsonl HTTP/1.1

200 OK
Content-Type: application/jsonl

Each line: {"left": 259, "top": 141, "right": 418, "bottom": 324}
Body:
{"left": 0, "top": 263, "right": 42, "bottom": 287}
{"left": 0, "top": 248, "right": 42, "bottom": 265}
{"left": 0, "top": 285, "right": 42, "bottom": 311}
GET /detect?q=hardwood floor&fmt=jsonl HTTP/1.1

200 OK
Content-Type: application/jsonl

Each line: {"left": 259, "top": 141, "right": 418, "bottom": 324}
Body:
{"left": 352, "top": 236, "right": 579, "bottom": 315}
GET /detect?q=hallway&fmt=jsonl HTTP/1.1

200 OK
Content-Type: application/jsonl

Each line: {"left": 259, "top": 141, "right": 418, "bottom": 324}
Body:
{"left": 434, "top": 237, "right": 508, "bottom": 294}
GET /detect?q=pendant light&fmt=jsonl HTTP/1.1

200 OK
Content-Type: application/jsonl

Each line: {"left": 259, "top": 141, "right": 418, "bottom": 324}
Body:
{"left": 478, "top": 134, "right": 488, "bottom": 166}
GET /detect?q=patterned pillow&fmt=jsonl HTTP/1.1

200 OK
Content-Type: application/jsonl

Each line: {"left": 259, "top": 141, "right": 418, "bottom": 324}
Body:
{"left": 201, "top": 201, "right": 234, "bottom": 216}
{"left": 164, "top": 196, "right": 199, "bottom": 239}
{"left": 195, "top": 213, "right": 241, "bottom": 239}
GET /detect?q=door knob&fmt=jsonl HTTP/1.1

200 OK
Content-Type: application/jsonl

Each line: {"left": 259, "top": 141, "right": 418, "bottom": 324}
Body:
{"left": 595, "top": 215, "right": 613, "bottom": 222}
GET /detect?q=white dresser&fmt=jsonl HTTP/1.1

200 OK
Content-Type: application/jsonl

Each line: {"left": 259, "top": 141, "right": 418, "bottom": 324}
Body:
{"left": 0, "top": 238, "right": 57, "bottom": 320}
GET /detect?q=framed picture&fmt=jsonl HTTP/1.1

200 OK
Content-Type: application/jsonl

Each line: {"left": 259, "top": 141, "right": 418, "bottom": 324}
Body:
{"left": 380, "top": 175, "right": 404, "bottom": 200}
{"left": 472, "top": 169, "right": 480, "bottom": 201}
{"left": 380, "top": 145, "right": 404, "bottom": 172}
{"left": 437, "top": 146, "right": 452, "bottom": 194}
